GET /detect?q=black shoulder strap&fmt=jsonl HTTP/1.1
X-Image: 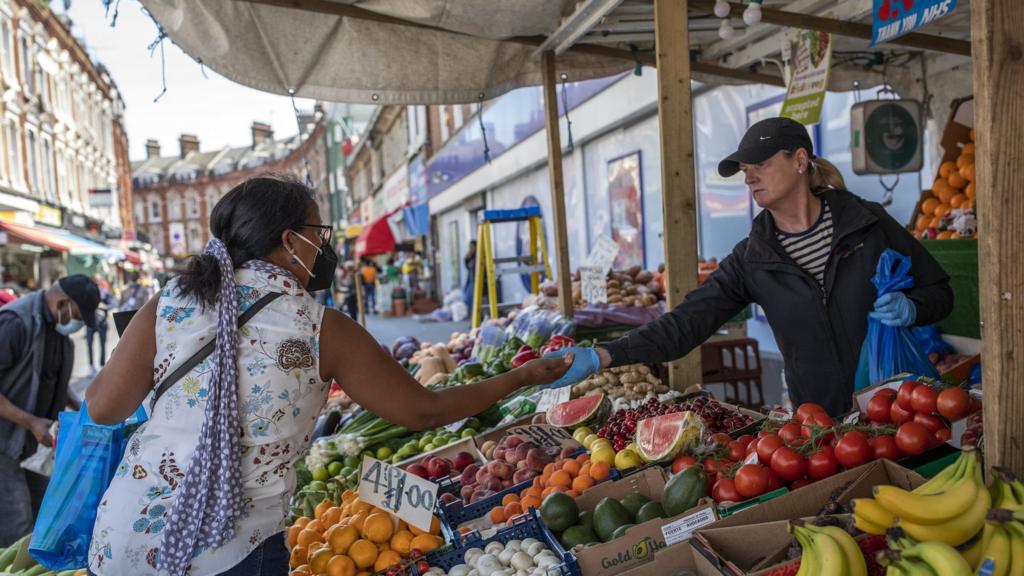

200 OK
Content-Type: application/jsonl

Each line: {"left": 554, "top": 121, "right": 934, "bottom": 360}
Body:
{"left": 151, "top": 292, "right": 283, "bottom": 406}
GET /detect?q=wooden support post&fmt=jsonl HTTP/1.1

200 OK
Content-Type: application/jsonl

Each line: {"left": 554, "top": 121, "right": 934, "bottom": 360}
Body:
{"left": 541, "top": 51, "right": 575, "bottom": 319}
{"left": 654, "top": 0, "right": 701, "bottom": 390}
{"left": 972, "top": 0, "right": 1024, "bottom": 478}
{"left": 356, "top": 274, "right": 366, "bottom": 327}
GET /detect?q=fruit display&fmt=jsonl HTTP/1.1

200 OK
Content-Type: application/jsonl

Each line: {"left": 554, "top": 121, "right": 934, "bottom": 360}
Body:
{"left": 861, "top": 379, "right": 980, "bottom": 453}
{"left": 407, "top": 451, "right": 481, "bottom": 483}
{"left": 569, "top": 364, "right": 670, "bottom": 405}
{"left": 789, "top": 519, "right": 868, "bottom": 576}
{"left": 459, "top": 435, "right": 555, "bottom": 505}
{"left": 547, "top": 394, "right": 612, "bottom": 431}
{"left": 913, "top": 127, "right": 977, "bottom": 240}
{"left": 286, "top": 491, "right": 445, "bottom": 576}
{"left": 633, "top": 410, "right": 704, "bottom": 463}
{"left": 569, "top": 265, "right": 665, "bottom": 308}
{"left": 417, "top": 535, "right": 566, "bottom": 576}
{"left": 682, "top": 395, "right": 758, "bottom": 435}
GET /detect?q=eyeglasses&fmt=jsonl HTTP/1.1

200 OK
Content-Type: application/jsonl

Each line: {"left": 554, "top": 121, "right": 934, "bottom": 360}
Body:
{"left": 298, "top": 224, "right": 333, "bottom": 245}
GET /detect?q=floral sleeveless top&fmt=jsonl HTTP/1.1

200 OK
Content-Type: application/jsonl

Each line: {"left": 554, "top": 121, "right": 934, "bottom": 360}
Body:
{"left": 89, "top": 265, "right": 328, "bottom": 575}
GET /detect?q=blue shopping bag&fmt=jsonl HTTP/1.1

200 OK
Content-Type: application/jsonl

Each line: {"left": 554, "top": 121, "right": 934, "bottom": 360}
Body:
{"left": 28, "top": 402, "right": 147, "bottom": 570}
{"left": 854, "top": 249, "right": 939, "bottom": 391}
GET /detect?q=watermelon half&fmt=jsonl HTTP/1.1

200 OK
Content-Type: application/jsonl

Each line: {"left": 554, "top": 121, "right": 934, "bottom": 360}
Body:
{"left": 548, "top": 394, "right": 611, "bottom": 430}
{"left": 635, "top": 410, "right": 702, "bottom": 462}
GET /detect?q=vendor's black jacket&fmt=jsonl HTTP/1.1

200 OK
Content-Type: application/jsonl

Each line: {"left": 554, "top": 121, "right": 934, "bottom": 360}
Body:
{"left": 602, "top": 188, "right": 953, "bottom": 416}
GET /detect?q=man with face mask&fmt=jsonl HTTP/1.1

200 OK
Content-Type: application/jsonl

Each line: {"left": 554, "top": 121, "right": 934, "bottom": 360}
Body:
{"left": 0, "top": 274, "right": 99, "bottom": 546}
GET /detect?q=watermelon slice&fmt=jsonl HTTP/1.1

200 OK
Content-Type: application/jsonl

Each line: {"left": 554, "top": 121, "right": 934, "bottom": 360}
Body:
{"left": 635, "top": 410, "right": 703, "bottom": 462}
{"left": 548, "top": 394, "right": 611, "bottom": 430}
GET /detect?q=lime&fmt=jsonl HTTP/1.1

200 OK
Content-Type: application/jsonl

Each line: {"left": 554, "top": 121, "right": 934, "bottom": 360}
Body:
{"left": 422, "top": 443, "right": 436, "bottom": 452}
{"left": 392, "top": 454, "right": 403, "bottom": 464}
{"left": 361, "top": 450, "right": 375, "bottom": 459}
{"left": 311, "top": 466, "right": 329, "bottom": 482}
{"left": 344, "top": 455, "right": 361, "bottom": 469}
{"left": 582, "top": 434, "right": 600, "bottom": 449}
{"left": 396, "top": 446, "right": 416, "bottom": 458}
{"left": 433, "top": 436, "right": 450, "bottom": 447}
{"left": 418, "top": 436, "right": 433, "bottom": 449}
{"left": 591, "top": 447, "right": 616, "bottom": 466}
{"left": 614, "top": 448, "right": 644, "bottom": 471}
{"left": 328, "top": 461, "right": 344, "bottom": 477}
{"left": 573, "top": 427, "right": 594, "bottom": 444}
{"left": 466, "top": 418, "right": 482, "bottom": 430}
{"left": 340, "top": 466, "right": 355, "bottom": 478}
{"left": 459, "top": 429, "right": 476, "bottom": 439}
{"left": 376, "top": 446, "right": 395, "bottom": 460}
{"left": 308, "top": 480, "right": 327, "bottom": 492}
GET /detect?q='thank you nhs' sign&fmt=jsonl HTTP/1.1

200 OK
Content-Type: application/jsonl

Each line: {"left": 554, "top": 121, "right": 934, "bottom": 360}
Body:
{"left": 872, "top": 0, "right": 958, "bottom": 45}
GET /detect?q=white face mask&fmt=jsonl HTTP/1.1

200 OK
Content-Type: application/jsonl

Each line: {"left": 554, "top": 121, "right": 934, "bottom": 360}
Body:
{"left": 55, "top": 301, "right": 84, "bottom": 336}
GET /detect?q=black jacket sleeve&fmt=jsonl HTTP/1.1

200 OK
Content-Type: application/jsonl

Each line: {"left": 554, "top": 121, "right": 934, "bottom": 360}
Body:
{"left": 868, "top": 203, "right": 955, "bottom": 326}
{"left": 601, "top": 242, "right": 752, "bottom": 367}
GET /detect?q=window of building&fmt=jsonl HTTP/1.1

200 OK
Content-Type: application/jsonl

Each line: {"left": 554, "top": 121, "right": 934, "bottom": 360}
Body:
{"left": 41, "top": 136, "right": 54, "bottom": 202}
{"left": 0, "top": 20, "right": 13, "bottom": 82}
{"left": 186, "top": 190, "right": 200, "bottom": 218}
{"left": 134, "top": 197, "right": 146, "bottom": 225}
{"left": 187, "top": 222, "right": 202, "bottom": 254}
{"left": 26, "top": 129, "right": 38, "bottom": 193}
{"left": 167, "top": 191, "right": 182, "bottom": 221}
{"left": 19, "top": 35, "right": 32, "bottom": 95}
{"left": 149, "top": 195, "right": 162, "bottom": 222}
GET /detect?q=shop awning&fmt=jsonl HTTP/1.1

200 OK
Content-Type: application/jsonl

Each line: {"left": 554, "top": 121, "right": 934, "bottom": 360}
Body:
{"left": 40, "top": 226, "right": 123, "bottom": 259}
{"left": 403, "top": 203, "right": 430, "bottom": 238}
{"left": 0, "top": 220, "right": 81, "bottom": 252}
{"left": 355, "top": 214, "right": 396, "bottom": 257}
{"left": 344, "top": 225, "right": 364, "bottom": 240}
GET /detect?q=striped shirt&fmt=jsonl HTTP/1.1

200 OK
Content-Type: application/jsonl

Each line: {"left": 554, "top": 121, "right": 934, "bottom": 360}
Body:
{"left": 777, "top": 201, "right": 833, "bottom": 285}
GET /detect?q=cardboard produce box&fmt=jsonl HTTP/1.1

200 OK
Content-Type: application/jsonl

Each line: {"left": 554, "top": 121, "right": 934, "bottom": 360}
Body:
{"left": 568, "top": 466, "right": 718, "bottom": 576}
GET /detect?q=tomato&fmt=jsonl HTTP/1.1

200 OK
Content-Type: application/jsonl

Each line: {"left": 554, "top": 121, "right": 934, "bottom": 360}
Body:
{"left": 935, "top": 428, "right": 952, "bottom": 443}
{"left": 874, "top": 388, "right": 898, "bottom": 401}
{"left": 913, "top": 412, "right": 946, "bottom": 434}
{"left": 866, "top": 394, "right": 893, "bottom": 423}
{"left": 806, "top": 445, "right": 840, "bottom": 480}
{"left": 801, "top": 411, "right": 834, "bottom": 439}
{"left": 702, "top": 458, "right": 734, "bottom": 477}
{"left": 778, "top": 423, "right": 803, "bottom": 445}
{"left": 789, "top": 478, "right": 813, "bottom": 491}
{"left": 869, "top": 435, "right": 901, "bottom": 460}
{"left": 890, "top": 400, "right": 915, "bottom": 425}
{"left": 834, "top": 431, "right": 872, "bottom": 469}
{"left": 734, "top": 464, "right": 770, "bottom": 499}
{"left": 769, "top": 446, "right": 807, "bottom": 482}
{"left": 746, "top": 438, "right": 760, "bottom": 456}
{"left": 936, "top": 387, "right": 970, "bottom": 421}
{"left": 712, "top": 477, "right": 742, "bottom": 503}
{"left": 796, "top": 403, "right": 826, "bottom": 423}
{"left": 755, "top": 434, "right": 783, "bottom": 465}
{"left": 895, "top": 422, "right": 932, "bottom": 456}
{"left": 736, "top": 434, "right": 755, "bottom": 447}
{"left": 970, "top": 396, "right": 983, "bottom": 414}
{"left": 910, "top": 385, "right": 939, "bottom": 415}
{"left": 712, "top": 432, "right": 733, "bottom": 446}
{"left": 671, "top": 455, "right": 698, "bottom": 474}
{"left": 897, "top": 380, "right": 917, "bottom": 410}
{"left": 765, "top": 467, "right": 783, "bottom": 492}
{"left": 726, "top": 441, "right": 747, "bottom": 462}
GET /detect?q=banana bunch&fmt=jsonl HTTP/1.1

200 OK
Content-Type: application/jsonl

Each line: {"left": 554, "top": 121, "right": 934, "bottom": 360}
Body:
{"left": 790, "top": 520, "right": 868, "bottom": 576}
{"left": 878, "top": 530, "right": 972, "bottom": 576}
{"left": 988, "top": 466, "right": 1024, "bottom": 510}
{"left": 971, "top": 507, "right": 1024, "bottom": 575}
{"left": 852, "top": 448, "right": 988, "bottom": 547}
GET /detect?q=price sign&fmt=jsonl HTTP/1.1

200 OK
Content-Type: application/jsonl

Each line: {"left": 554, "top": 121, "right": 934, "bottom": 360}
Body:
{"left": 584, "top": 234, "right": 620, "bottom": 271}
{"left": 660, "top": 505, "right": 717, "bottom": 546}
{"left": 536, "top": 387, "right": 571, "bottom": 414}
{"left": 768, "top": 409, "right": 792, "bottom": 422}
{"left": 445, "top": 418, "right": 469, "bottom": 433}
{"left": 507, "top": 424, "right": 582, "bottom": 452}
{"left": 580, "top": 266, "right": 607, "bottom": 304}
{"left": 359, "top": 456, "right": 438, "bottom": 532}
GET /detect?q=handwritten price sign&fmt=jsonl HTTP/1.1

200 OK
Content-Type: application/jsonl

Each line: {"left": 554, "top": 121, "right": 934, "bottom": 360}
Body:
{"left": 358, "top": 456, "right": 438, "bottom": 532}
{"left": 507, "top": 424, "right": 582, "bottom": 452}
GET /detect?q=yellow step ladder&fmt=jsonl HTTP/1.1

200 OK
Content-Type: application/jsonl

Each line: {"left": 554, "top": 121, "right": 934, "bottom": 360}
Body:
{"left": 472, "top": 207, "right": 552, "bottom": 328}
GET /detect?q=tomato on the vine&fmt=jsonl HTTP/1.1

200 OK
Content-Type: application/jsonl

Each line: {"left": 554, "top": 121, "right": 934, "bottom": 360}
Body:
{"left": 834, "top": 431, "right": 872, "bottom": 469}
{"left": 736, "top": 434, "right": 755, "bottom": 447}
{"left": 671, "top": 455, "right": 698, "bottom": 474}
{"left": 869, "top": 435, "right": 901, "bottom": 460}
{"left": 796, "top": 403, "right": 826, "bottom": 423}
{"left": 734, "top": 464, "right": 770, "bottom": 499}
{"left": 702, "top": 458, "right": 733, "bottom": 477}
{"left": 897, "top": 380, "right": 917, "bottom": 410}
{"left": 712, "top": 432, "right": 733, "bottom": 446}
{"left": 895, "top": 422, "right": 931, "bottom": 456}
{"left": 801, "top": 411, "right": 834, "bottom": 439}
{"left": 746, "top": 438, "right": 760, "bottom": 456}
{"left": 726, "top": 441, "right": 746, "bottom": 462}
{"left": 890, "top": 401, "right": 915, "bottom": 425}
{"left": 712, "top": 477, "right": 742, "bottom": 503}
{"left": 913, "top": 412, "right": 946, "bottom": 434}
{"left": 910, "top": 385, "right": 938, "bottom": 415}
{"left": 789, "top": 478, "right": 813, "bottom": 491}
{"left": 755, "top": 434, "right": 783, "bottom": 465}
{"left": 769, "top": 446, "right": 806, "bottom": 482}
{"left": 936, "top": 387, "right": 970, "bottom": 421}
{"left": 866, "top": 394, "right": 893, "bottom": 423}
{"left": 778, "top": 422, "right": 803, "bottom": 445}
{"left": 765, "top": 468, "right": 783, "bottom": 492}
{"left": 935, "top": 428, "right": 952, "bottom": 443}
{"left": 806, "top": 445, "right": 840, "bottom": 480}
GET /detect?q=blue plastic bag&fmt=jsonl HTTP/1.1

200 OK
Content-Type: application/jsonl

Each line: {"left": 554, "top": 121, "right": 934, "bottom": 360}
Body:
{"left": 29, "top": 403, "right": 147, "bottom": 570}
{"left": 912, "top": 325, "right": 953, "bottom": 359}
{"left": 854, "top": 250, "right": 939, "bottom": 391}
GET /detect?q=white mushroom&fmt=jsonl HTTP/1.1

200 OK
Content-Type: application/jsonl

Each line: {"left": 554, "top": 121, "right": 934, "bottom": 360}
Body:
{"left": 498, "top": 548, "right": 516, "bottom": 566}
{"left": 485, "top": 541, "right": 505, "bottom": 556}
{"left": 464, "top": 548, "right": 484, "bottom": 566}
{"left": 476, "top": 553, "right": 502, "bottom": 574}
{"left": 510, "top": 551, "right": 535, "bottom": 571}
{"left": 504, "top": 539, "right": 523, "bottom": 553}
{"left": 448, "top": 565, "right": 471, "bottom": 576}
{"left": 535, "top": 555, "right": 560, "bottom": 570}
{"left": 520, "top": 538, "right": 540, "bottom": 550}
{"left": 525, "top": 541, "right": 547, "bottom": 557}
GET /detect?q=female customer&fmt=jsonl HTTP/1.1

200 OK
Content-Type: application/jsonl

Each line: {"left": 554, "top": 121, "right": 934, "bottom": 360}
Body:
{"left": 84, "top": 175, "right": 570, "bottom": 576}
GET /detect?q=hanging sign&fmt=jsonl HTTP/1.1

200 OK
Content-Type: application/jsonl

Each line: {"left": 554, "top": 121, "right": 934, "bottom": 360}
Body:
{"left": 583, "top": 234, "right": 620, "bottom": 272}
{"left": 358, "top": 456, "right": 438, "bottom": 532}
{"left": 872, "top": 0, "right": 958, "bottom": 46}
{"left": 780, "top": 30, "right": 833, "bottom": 125}
{"left": 580, "top": 266, "right": 607, "bottom": 304}
{"left": 507, "top": 424, "right": 582, "bottom": 452}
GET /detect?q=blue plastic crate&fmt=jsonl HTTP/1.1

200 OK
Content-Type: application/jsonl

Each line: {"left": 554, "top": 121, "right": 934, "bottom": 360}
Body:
{"left": 416, "top": 510, "right": 579, "bottom": 576}
{"left": 440, "top": 476, "right": 536, "bottom": 540}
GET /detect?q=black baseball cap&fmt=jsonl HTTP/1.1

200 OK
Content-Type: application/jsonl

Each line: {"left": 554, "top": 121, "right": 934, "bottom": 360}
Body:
{"left": 58, "top": 275, "right": 102, "bottom": 329}
{"left": 718, "top": 117, "right": 816, "bottom": 177}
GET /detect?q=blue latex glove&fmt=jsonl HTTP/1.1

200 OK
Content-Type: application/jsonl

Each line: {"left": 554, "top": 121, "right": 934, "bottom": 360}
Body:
{"left": 869, "top": 292, "right": 917, "bottom": 327}
{"left": 542, "top": 347, "right": 601, "bottom": 389}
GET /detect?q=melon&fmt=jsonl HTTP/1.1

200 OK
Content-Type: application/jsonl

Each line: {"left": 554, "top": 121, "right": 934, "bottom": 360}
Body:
{"left": 635, "top": 410, "right": 703, "bottom": 462}
{"left": 547, "top": 394, "right": 611, "bottom": 430}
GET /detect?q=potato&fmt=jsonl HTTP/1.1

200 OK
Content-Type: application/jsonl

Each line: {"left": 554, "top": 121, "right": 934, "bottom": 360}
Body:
{"left": 635, "top": 271, "right": 654, "bottom": 283}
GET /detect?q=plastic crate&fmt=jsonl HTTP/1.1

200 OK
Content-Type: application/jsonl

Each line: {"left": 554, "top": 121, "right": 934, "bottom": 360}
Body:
{"left": 416, "top": 509, "right": 579, "bottom": 576}
{"left": 922, "top": 239, "right": 979, "bottom": 339}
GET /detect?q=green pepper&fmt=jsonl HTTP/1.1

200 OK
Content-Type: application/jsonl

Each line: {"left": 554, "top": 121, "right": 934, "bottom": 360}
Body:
{"left": 461, "top": 362, "right": 486, "bottom": 378}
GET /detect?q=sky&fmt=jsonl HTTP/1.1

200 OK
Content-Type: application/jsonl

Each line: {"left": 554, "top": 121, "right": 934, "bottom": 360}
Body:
{"left": 54, "top": 1, "right": 315, "bottom": 161}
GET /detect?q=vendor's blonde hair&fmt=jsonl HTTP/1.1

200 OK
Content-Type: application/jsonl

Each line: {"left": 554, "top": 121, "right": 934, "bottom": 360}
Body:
{"left": 784, "top": 150, "right": 846, "bottom": 191}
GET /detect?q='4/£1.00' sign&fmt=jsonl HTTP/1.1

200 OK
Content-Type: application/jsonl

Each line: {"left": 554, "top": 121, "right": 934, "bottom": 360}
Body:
{"left": 358, "top": 456, "right": 438, "bottom": 533}
{"left": 872, "top": 0, "right": 958, "bottom": 45}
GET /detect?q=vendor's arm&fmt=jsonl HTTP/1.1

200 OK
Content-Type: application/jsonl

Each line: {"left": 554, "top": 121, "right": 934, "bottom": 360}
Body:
{"left": 0, "top": 313, "right": 55, "bottom": 445}
{"left": 86, "top": 295, "right": 159, "bottom": 425}
{"left": 874, "top": 206, "right": 954, "bottom": 325}
{"left": 600, "top": 245, "right": 752, "bottom": 368}
{"left": 320, "top": 308, "right": 570, "bottom": 431}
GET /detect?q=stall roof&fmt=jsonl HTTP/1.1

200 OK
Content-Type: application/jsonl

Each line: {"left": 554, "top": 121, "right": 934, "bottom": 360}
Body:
{"left": 141, "top": 0, "right": 972, "bottom": 104}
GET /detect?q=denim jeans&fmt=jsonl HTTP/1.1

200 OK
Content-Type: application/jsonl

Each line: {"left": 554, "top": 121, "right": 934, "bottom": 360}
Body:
{"left": 215, "top": 531, "right": 288, "bottom": 576}
{"left": 0, "top": 454, "right": 48, "bottom": 547}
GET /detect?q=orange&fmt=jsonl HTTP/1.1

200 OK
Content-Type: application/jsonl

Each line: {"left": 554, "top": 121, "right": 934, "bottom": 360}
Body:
{"left": 340, "top": 504, "right": 352, "bottom": 518}
{"left": 308, "top": 547, "right": 334, "bottom": 574}
{"left": 566, "top": 490, "right": 581, "bottom": 498}
{"left": 410, "top": 533, "right": 444, "bottom": 553}
{"left": 549, "top": 470, "right": 572, "bottom": 488}
{"left": 326, "top": 554, "right": 356, "bottom": 576}
{"left": 933, "top": 179, "right": 954, "bottom": 203}
{"left": 962, "top": 198, "right": 974, "bottom": 210}
{"left": 961, "top": 163, "right": 976, "bottom": 182}
{"left": 322, "top": 506, "right": 344, "bottom": 528}
{"left": 390, "top": 530, "right": 415, "bottom": 555}
{"left": 350, "top": 498, "right": 375, "bottom": 515}
{"left": 362, "top": 512, "right": 395, "bottom": 543}
{"left": 288, "top": 524, "right": 304, "bottom": 549}
{"left": 289, "top": 545, "right": 309, "bottom": 568}
{"left": 590, "top": 461, "right": 611, "bottom": 481}
{"left": 929, "top": 216, "right": 942, "bottom": 229}
{"left": 948, "top": 171, "right": 967, "bottom": 190}
{"left": 305, "top": 519, "right": 324, "bottom": 534}
{"left": 572, "top": 474, "right": 595, "bottom": 492}
{"left": 329, "top": 524, "right": 360, "bottom": 555}
{"left": 957, "top": 153, "right": 975, "bottom": 169}
{"left": 920, "top": 197, "right": 939, "bottom": 216}
{"left": 341, "top": 489, "right": 358, "bottom": 505}
{"left": 501, "top": 493, "right": 520, "bottom": 506}
{"left": 308, "top": 541, "right": 327, "bottom": 557}
{"left": 409, "top": 515, "right": 441, "bottom": 536}
{"left": 374, "top": 550, "right": 403, "bottom": 572}
{"left": 315, "top": 499, "right": 333, "bottom": 520}
{"left": 965, "top": 182, "right": 976, "bottom": 199}
{"left": 541, "top": 486, "right": 556, "bottom": 499}
{"left": 543, "top": 463, "right": 556, "bottom": 477}
{"left": 378, "top": 541, "right": 390, "bottom": 552}
{"left": 579, "top": 462, "right": 592, "bottom": 478}
{"left": 347, "top": 510, "right": 369, "bottom": 534}
{"left": 949, "top": 193, "right": 967, "bottom": 209}
{"left": 962, "top": 142, "right": 975, "bottom": 155}
{"left": 937, "top": 230, "right": 956, "bottom": 240}
{"left": 521, "top": 495, "right": 542, "bottom": 510}
{"left": 532, "top": 477, "right": 543, "bottom": 490}
{"left": 525, "top": 486, "right": 542, "bottom": 500}
{"left": 348, "top": 539, "right": 379, "bottom": 570}
{"left": 561, "top": 459, "right": 581, "bottom": 477}
{"left": 576, "top": 453, "right": 590, "bottom": 464}
{"left": 397, "top": 520, "right": 409, "bottom": 533}
{"left": 489, "top": 506, "right": 506, "bottom": 524}
{"left": 969, "top": 128, "right": 976, "bottom": 142}
{"left": 294, "top": 517, "right": 312, "bottom": 529}
{"left": 934, "top": 203, "right": 951, "bottom": 218}
{"left": 939, "top": 161, "right": 957, "bottom": 178}
{"left": 297, "top": 528, "right": 324, "bottom": 548}
{"left": 291, "top": 566, "right": 312, "bottom": 576}
{"left": 356, "top": 572, "right": 372, "bottom": 576}
{"left": 915, "top": 214, "right": 930, "bottom": 231}
{"left": 504, "top": 502, "right": 524, "bottom": 519}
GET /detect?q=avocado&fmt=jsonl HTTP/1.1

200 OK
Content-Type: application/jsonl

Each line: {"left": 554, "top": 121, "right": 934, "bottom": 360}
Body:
{"left": 620, "top": 494, "right": 651, "bottom": 521}
{"left": 593, "top": 497, "right": 633, "bottom": 542}
{"left": 579, "top": 509, "right": 595, "bottom": 533}
{"left": 561, "top": 524, "right": 599, "bottom": 549}
{"left": 540, "top": 492, "right": 580, "bottom": 533}
{"left": 635, "top": 501, "right": 667, "bottom": 523}
{"left": 663, "top": 465, "right": 707, "bottom": 517}
{"left": 611, "top": 523, "right": 635, "bottom": 540}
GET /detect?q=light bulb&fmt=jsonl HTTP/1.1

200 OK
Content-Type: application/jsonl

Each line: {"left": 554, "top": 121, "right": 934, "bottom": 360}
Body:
{"left": 743, "top": 1, "right": 762, "bottom": 26}
{"left": 713, "top": 0, "right": 731, "bottom": 18}
{"left": 718, "top": 19, "right": 736, "bottom": 40}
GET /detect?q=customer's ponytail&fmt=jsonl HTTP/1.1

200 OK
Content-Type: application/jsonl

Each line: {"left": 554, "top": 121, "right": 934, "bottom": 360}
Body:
{"left": 809, "top": 157, "right": 846, "bottom": 191}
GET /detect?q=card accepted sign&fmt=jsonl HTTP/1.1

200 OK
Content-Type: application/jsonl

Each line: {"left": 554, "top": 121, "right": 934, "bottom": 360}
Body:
{"left": 872, "top": 0, "right": 958, "bottom": 45}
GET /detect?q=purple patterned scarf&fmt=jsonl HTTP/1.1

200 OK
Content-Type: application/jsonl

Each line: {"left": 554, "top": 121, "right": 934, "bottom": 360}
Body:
{"left": 157, "top": 239, "right": 264, "bottom": 575}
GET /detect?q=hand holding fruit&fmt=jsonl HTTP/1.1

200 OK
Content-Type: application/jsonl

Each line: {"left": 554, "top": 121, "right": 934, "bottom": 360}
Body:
{"left": 542, "top": 347, "right": 601, "bottom": 389}
{"left": 513, "top": 354, "right": 574, "bottom": 388}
